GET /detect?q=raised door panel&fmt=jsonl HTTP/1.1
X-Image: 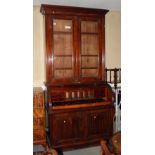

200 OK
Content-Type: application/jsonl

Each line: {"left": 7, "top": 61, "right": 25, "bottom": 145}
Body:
{"left": 86, "top": 108, "right": 114, "bottom": 139}
{"left": 51, "top": 112, "right": 83, "bottom": 147}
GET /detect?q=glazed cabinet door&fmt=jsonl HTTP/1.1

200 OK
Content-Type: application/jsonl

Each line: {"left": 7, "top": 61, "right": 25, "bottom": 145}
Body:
{"left": 78, "top": 17, "right": 105, "bottom": 82}
{"left": 86, "top": 108, "right": 114, "bottom": 140}
{"left": 50, "top": 112, "right": 83, "bottom": 148}
{"left": 46, "top": 16, "right": 77, "bottom": 84}
{"left": 45, "top": 15, "right": 105, "bottom": 84}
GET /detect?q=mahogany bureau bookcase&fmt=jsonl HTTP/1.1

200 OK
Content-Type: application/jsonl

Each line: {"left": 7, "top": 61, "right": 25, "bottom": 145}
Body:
{"left": 40, "top": 4, "right": 115, "bottom": 150}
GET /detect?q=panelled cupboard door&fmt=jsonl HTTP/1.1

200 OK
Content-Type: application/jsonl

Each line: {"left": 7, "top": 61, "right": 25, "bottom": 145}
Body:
{"left": 51, "top": 112, "right": 83, "bottom": 147}
{"left": 86, "top": 108, "right": 114, "bottom": 139}
{"left": 46, "top": 15, "right": 77, "bottom": 83}
{"left": 45, "top": 14, "right": 105, "bottom": 84}
{"left": 78, "top": 17, "right": 104, "bottom": 82}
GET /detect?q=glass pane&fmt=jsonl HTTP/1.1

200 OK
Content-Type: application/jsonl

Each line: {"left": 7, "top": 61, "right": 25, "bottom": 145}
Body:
{"left": 81, "top": 21, "right": 98, "bottom": 33}
{"left": 54, "top": 56, "right": 72, "bottom": 68}
{"left": 54, "top": 70, "right": 73, "bottom": 79}
{"left": 82, "top": 69, "right": 98, "bottom": 77}
{"left": 53, "top": 19, "right": 73, "bottom": 79}
{"left": 80, "top": 20, "right": 100, "bottom": 78}
{"left": 53, "top": 34, "right": 73, "bottom": 55}
{"left": 81, "top": 34, "right": 99, "bottom": 55}
{"left": 53, "top": 19, "right": 72, "bottom": 32}
{"left": 81, "top": 56, "right": 98, "bottom": 68}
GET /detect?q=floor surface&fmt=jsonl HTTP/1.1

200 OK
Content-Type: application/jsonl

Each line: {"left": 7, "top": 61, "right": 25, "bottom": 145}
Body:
{"left": 33, "top": 145, "right": 101, "bottom": 155}
{"left": 64, "top": 146, "right": 100, "bottom": 155}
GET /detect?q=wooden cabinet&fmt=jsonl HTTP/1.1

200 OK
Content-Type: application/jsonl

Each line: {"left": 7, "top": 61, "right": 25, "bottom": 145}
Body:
{"left": 33, "top": 88, "right": 46, "bottom": 146}
{"left": 50, "top": 111, "right": 83, "bottom": 147}
{"left": 40, "top": 5, "right": 114, "bottom": 150}
{"left": 48, "top": 105, "right": 114, "bottom": 149}
{"left": 86, "top": 109, "right": 114, "bottom": 139}
{"left": 41, "top": 5, "right": 108, "bottom": 84}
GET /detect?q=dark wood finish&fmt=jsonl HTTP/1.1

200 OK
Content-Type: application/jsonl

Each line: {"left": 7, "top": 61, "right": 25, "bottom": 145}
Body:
{"left": 40, "top": 4, "right": 108, "bottom": 16}
{"left": 41, "top": 4, "right": 108, "bottom": 84}
{"left": 45, "top": 82, "right": 114, "bottom": 150}
{"left": 40, "top": 4, "right": 114, "bottom": 150}
{"left": 33, "top": 88, "right": 46, "bottom": 146}
{"left": 49, "top": 105, "right": 114, "bottom": 150}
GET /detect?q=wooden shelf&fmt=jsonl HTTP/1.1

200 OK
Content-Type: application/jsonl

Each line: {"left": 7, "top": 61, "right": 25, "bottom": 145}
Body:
{"left": 54, "top": 68, "right": 72, "bottom": 70}
{"left": 81, "top": 32, "right": 98, "bottom": 35}
{"left": 81, "top": 54, "right": 98, "bottom": 56}
{"left": 81, "top": 67, "right": 98, "bottom": 69}
{"left": 52, "top": 102, "right": 111, "bottom": 110}
{"left": 53, "top": 31, "right": 72, "bottom": 34}
{"left": 54, "top": 55, "right": 72, "bottom": 57}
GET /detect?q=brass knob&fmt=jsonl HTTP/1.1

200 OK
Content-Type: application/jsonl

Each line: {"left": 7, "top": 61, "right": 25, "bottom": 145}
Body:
{"left": 63, "top": 120, "right": 66, "bottom": 123}
{"left": 94, "top": 116, "right": 96, "bottom": 119}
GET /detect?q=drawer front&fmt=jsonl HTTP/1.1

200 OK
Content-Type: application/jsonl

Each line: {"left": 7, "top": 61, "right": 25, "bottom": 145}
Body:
{"left": 33, "top": 117, "right": 45, "bottom": 130}
{"left": 33, "top": 129, "right": 45, "bottom": 141}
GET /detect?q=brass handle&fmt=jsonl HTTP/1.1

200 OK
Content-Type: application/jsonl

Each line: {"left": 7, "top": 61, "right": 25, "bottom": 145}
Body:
{"left": 63, "top": 120, "right": 66, "bottom": 123}
{"left": 94, "top": 116, "right": 96, "bottom": 119}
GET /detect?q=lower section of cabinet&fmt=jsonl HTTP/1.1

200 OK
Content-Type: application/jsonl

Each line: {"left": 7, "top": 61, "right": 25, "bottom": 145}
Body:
{"left": 48, "top": 106, "right": 115, "bottom": 150}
